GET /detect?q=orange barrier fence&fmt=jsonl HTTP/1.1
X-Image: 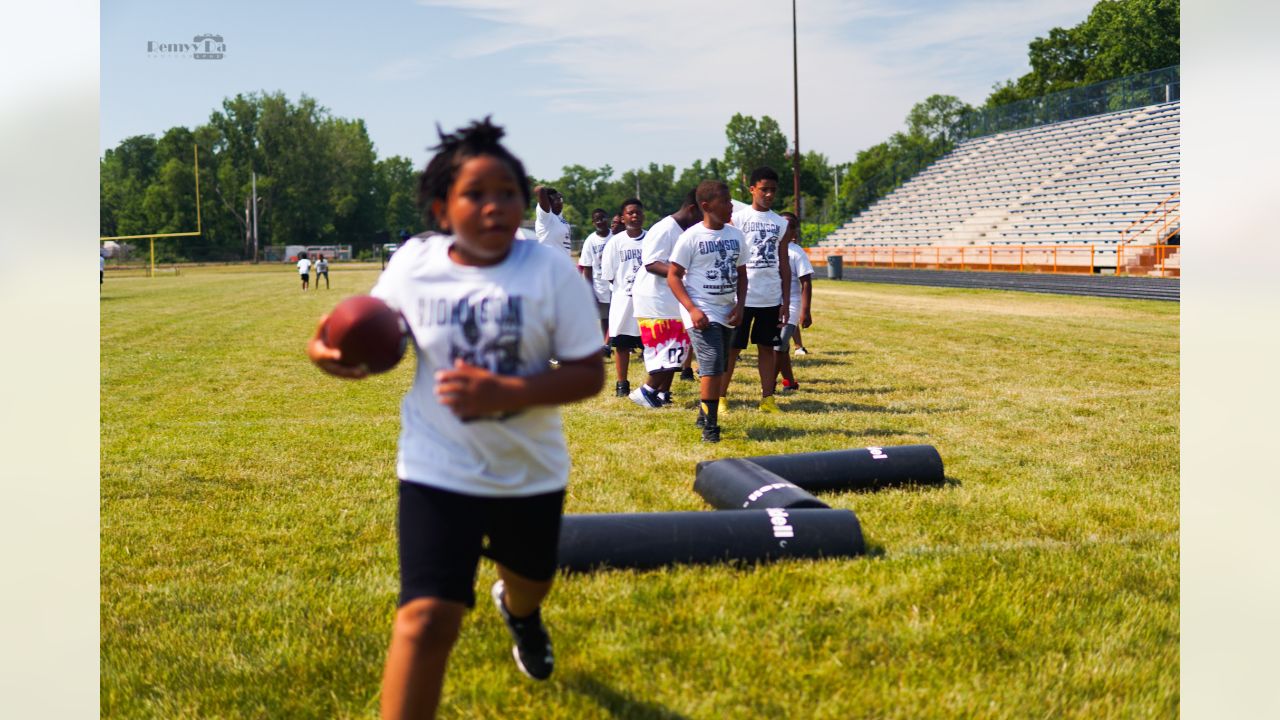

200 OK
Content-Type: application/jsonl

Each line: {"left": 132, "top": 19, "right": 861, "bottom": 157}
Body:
{"left": 808, "top": 243, "right": 1179, "bottom": 277}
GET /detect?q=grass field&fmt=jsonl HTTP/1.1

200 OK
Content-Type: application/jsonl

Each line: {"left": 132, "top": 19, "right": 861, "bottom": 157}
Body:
{"left": 100, "top": 263, "right": 1179, "bottom": 719}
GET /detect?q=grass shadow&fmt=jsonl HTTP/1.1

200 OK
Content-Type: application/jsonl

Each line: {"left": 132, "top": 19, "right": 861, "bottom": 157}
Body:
{"left": 563, "top": 673, "right": 691, "bottom": 720}
{"left": 745, "top": 426, "right": 926, "bottom": 442}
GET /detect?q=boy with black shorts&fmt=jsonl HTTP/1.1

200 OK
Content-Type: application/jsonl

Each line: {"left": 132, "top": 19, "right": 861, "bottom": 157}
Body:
{"left": 308, "top": 119, "right": 603, "bottom": 719}
{"left": 724, "top": 166, "right": 791, "bottom": 413}
{"left": 668, "top": 180, "right": 747, "bottom": 443}
{"left": 577, "top": 208, "right": 613, "bottom": 356}
{"left": 629, "top": 189, "right": 702, "bottom": 409}
{"left": 601, "top": 198, "right": 647, "bottom": 396}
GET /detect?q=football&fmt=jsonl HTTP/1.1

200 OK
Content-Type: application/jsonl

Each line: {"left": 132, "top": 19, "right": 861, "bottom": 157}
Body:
{"left": 321, "top": 295, "right": 409, "bottom": 374}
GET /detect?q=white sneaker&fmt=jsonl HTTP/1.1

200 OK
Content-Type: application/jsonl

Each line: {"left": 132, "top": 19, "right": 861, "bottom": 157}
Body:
{"left": 629, "top": 385, "right": 662, "bottom": 409}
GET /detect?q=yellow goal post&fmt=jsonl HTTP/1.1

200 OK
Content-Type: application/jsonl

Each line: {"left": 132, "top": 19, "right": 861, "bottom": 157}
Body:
{"left": 99, "top": 145, "right": 203, "bottom": 277}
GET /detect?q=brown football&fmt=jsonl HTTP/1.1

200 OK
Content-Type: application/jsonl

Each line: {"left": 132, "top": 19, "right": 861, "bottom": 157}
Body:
{"left": 321, "top": 295, "right": 408, "bottom": 374}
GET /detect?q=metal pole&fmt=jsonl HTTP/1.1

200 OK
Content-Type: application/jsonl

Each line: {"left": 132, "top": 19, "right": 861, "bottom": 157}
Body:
{"left": 791, "top": 0, "right": 801, "bottom": 220}
{"left": 251, "top": 171, "right": 259, "bottom": 263}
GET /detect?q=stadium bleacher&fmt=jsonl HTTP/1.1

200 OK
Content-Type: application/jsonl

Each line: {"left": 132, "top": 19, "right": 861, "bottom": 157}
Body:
{"left": 817, "top": 101, "right": 1180, "bottom": 276}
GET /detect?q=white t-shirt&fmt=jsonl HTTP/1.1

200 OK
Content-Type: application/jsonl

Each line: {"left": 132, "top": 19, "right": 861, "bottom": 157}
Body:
{"left": 297, "top": 258, "right": 312, "bottom": 275}
{"left": 731, "top": 205, "right": 789, "bottom": 307}
{"left": 576, "top": 230, "right": 613, "bottom": 303}
{"left": 535, "top": 205, "right": 572, "bottom": 255}
{"left": 631, "top": 215, "right": 684, "bottom": 320}
{"left": 669, "top": 223, "right": 746, "bottom": 327}
{"left": 785, "top": 243, "right": 814, "bottom": 322}
{"left": 371, "top": 235, "right": 601, "bottom": 497}
{"left": 316, "top": 258, "right": 329, "bottom": 272}
{"left": 601, "top": 230, "right": 645, "bottom": 337}
{"left": 515, "top": 227, "right": 536, "bottom": 241}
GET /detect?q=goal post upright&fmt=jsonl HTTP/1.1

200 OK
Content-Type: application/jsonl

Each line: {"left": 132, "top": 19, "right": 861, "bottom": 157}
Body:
{"left": 99, "top": 144, "right": 205, "bottom": 277}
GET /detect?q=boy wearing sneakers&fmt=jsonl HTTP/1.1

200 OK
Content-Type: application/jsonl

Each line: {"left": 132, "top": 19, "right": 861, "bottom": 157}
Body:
{"left": 577, "top": 208, "right": 613, "bottom": 356}
{"left": 629, "top": 189, "right": 702, "bottom": 409}
{"left": 774, "top": 212, "right": 813, "bottom": 393}
{"left": 724, "top": 166, "right": 791, "bottom": 414}
{"left": 601, "top": 198, "right": 647, "bottom": 397}
{"left": 668, "top": 180, "right": 747, "bottom": 442}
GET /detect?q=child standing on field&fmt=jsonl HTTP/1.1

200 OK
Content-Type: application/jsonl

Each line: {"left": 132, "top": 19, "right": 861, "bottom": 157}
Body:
{"left": 725, "top": 166, "right": 791, "bottom": 414}
{"left": 576, "top": 207, "right": 614, "bottom": 357}
{"left": 308, "top": 118, "right": 604, "bottom": 720}
{"left": 629, "top": 189, "right": 702, "bottom": 409}
{"left": 314, "top": 254, "right": 330, "bottom": 289}
{"left": 600, "top": 198, "right": 647, "bottom": 397}
{"left": 297, "top": 253, "right": 312, "bottom": 291}
{"left": 773, "top": 212, "right": 813, "bottom": 393}
{"left": 668, "top": 180, "right": 747, "bottom": 443}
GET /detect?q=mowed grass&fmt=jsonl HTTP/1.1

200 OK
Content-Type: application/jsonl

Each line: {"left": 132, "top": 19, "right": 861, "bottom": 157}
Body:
{"left": 101, "top": 263, "right": 1178, "bottom": 719}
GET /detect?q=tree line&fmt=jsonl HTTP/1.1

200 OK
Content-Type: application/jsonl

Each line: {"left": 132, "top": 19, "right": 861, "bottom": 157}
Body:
{"left": 100, "top": 0, "right": 1177, "bottom": 260}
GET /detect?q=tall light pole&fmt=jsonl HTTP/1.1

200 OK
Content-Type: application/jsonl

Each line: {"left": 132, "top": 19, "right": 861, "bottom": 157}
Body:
{"left": 251, "top": 171, "right": 260, "bottom": 263}
{"left": 791, "top": 0, "right": 801, "bottom": 220}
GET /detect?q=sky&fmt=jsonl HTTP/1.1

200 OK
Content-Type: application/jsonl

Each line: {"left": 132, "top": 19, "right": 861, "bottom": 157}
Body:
{"left": 101, "top": 0, "right": 1098, "bottom": 180}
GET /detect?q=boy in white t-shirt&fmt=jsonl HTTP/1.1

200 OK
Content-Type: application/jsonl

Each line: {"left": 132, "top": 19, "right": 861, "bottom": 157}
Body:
{"left": 668, "top": 180, "right": 747, "bottom": 443}
{"left": 296, "top": 254, "right": 312, "bottom": 291}
{"left": 533, "top": 185, "right": 573, "bottom": 255}
{"left": 600, "top": 198, "right": 647, "bottom": 397}
{"left": 773, "top": 212, "right": 813, "bottom": 393}
{"left": 308, "top": 119, "right": 603, "bottom": 718}
{"left": 725, "top": 166, "right": 791, "bottom": 414}
{"left": 628, "top": 189, "right": 703, "bottom": 409}
{"left": 576, "top": 208, "right": 613, "bottom": 357}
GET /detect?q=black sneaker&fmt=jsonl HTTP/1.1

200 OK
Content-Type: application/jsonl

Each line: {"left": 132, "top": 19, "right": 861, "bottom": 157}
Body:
{"left": 701, "top": 423, "right": 721, "bottom": 443}
{"left": 491, "top": 580, "right": 554, "bottom": 681}
{"left": 658, "top": 391, "right": 673, "bottom": 406}
{"left": 615, "top": 380, "right": 630, "bottom": 397}
{"left": 680, "top": 368, "right": 696, "bottom": 382}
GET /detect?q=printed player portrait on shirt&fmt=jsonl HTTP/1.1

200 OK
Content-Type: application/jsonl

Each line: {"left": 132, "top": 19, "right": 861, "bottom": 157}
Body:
{"left": 418, "top": 290, "right": 524, "bottom": 375}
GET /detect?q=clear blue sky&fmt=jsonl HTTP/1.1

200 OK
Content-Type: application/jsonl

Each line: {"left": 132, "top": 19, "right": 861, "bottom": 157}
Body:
{"left": 101, "top": 0, "right": 1097, "bottom": 179}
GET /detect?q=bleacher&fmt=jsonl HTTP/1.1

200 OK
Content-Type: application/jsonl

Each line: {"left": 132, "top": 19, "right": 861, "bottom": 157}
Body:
{"left": 817, "top": 100, "right": 1180, "bottom": 275}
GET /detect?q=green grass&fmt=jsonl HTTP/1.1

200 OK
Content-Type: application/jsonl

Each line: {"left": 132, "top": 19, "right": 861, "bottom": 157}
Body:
{"left": 101, "top": 264, "right": 1178, "bottom": 718}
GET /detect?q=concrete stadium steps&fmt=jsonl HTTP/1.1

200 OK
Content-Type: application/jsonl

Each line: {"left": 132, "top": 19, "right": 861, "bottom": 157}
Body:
{"left": 822, "top": 101, "right": 1181, "bottom": 253}
{"left": 814, "top": 266, "right": 1180, "bottom": 301}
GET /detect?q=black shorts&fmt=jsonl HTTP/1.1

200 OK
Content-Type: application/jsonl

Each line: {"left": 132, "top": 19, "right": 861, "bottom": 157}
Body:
{"left": 610, "top": 334, "right": 643, "bottom": 350}
{"left": 732, "top": 305, "right": 782, "bottom": 349}
{"left": 398, "top": 481, "right": 565, "bottom": 608}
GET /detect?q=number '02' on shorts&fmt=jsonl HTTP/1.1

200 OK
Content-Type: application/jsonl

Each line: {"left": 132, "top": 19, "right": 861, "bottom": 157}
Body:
{"left": 397, "top": 481, "right": 565, "bottom": 608}
{"left": 638, "top": 318, "right": 690, "bottom": 372}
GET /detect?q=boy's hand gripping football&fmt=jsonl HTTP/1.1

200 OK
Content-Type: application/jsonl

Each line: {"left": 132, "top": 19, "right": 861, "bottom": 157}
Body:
{"left": 307, "top": 314, "right": 369, "bottom": 380}
{"left": 435, "top": 358, "right": 510, "bottom": 420}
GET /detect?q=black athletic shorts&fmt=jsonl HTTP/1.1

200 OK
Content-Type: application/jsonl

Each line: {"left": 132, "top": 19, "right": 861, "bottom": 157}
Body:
{"left": 397, "top": 481, "right": 566, "bottom": 608}
{"left": 732, "top": 305, "right": 782, "bottom": 349}
{"left": 610, "top": 334, "right": 643, "bottom": 350}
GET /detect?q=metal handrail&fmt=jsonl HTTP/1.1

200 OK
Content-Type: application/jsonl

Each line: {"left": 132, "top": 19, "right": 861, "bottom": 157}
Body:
{"left": 1121, "top": 191, "right": 1180, "bottom": 245}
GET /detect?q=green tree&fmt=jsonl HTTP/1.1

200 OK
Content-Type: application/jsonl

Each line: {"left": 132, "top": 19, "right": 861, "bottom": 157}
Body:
{"left": 374, "top": 155, "right": 422, "bottom": 237}
{"left": 722, "top": 113, "right": 790, "bottom": 201}
{"left": 907, "top": 94, "right": 975, "bottom": 145}
{"left": 985, "top": 0, "right": 1180, "bottom": 107}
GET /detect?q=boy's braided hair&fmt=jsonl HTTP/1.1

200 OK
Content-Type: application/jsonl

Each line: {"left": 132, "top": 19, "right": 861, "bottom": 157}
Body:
{"left": 416, "top": 116, "right": 531, "bottom": 230}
